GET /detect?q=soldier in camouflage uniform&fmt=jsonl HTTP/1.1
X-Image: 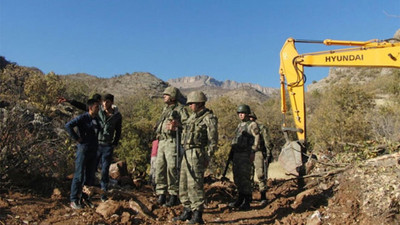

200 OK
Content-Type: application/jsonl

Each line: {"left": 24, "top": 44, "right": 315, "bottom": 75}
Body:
{"left": 228, "top": 104, "right": 260, "bottom": 211}
{"left": 173, "top": 91, "right": 218, "bottom": 224}
{"left": 154, "top": 86, "right": 189, "bottom": 207}
{"left": 249, "top": 112, "right": 272, "bottom": 205}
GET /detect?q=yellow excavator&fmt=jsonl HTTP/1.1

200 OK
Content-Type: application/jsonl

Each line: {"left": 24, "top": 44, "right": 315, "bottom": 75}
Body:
{"left": 278, "top": 37, "right": 400, "bottom": 176}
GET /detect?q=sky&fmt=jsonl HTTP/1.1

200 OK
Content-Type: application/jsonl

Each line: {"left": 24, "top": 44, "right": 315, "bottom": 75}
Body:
{"left": 0, "top": 0, "right": 399, "bottom": 88}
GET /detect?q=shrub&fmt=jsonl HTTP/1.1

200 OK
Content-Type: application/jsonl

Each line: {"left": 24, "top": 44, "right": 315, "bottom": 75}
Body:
{"left": 24, "top": 72, "right": 66, "bottom": 112}
{"left": 114, "top": 95, "right": 163, "bottom": 175}
{"left": 308, "top": 82, "right": 375, "bottom": 152}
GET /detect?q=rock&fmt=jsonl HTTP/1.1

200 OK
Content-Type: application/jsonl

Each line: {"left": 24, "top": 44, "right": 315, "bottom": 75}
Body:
{"left": 51, "top": 188, "right": 62, "bottom": 200}
{"left": 120, "top": 211, "right": 132, "bottom": 224}
{"left": 109, "top": 161, "right": 129, "bottom": 180}
{"left": 307, "top": 210, "right": 322, "bottom": 225}
{"left": 96, "top": 200, "right": 121, "bottom": 218}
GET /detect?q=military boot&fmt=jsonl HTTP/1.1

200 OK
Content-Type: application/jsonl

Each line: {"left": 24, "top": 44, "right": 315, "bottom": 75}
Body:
{"left": 260, "top": 190, "right": 268, "bottom": 206}
{"left": 188, "top": 210, "right": 204, "bottom": 224}
{"left": 165, "top": 195, "right": 178, "bottom": 207}
{"left": 173, "top": 207, "right": 192, "bottom": 221}
{"left": 157, "top": 194, "right": 166, "bottom": 205}
{"left": 238, "top": 194, "right": 251, "bottom": 211}
{"left": 228, "top": 193, "right": 244, "bottom": 208}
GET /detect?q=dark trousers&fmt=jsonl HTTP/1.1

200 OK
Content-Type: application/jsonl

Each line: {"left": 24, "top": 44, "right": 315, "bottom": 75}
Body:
{"left": 97, "top": 144, "right": 114, "bottom": 191}
{"left": 70, "top": 144, "right": 97, "bottom": 202}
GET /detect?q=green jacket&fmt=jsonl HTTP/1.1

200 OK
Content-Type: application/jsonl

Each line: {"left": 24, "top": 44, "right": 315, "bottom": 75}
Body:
{"left": 98, "top": 107, "right": 122, "bottom": 146}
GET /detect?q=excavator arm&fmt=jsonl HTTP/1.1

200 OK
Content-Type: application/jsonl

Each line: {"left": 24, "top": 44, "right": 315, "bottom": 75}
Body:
{"left": 278, "top": 37, "right": 400, "bottom": 175}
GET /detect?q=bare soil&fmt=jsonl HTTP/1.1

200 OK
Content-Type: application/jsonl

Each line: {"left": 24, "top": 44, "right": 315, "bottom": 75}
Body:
{"left": 1, "top": 156, "right": 400, "bottom": 225}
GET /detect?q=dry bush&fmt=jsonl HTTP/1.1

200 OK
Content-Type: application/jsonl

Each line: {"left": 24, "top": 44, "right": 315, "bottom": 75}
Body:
{"left": 24, "top": 72, "right": 66, "bottom": 112}
{"left": 308, "top": 82, "right": 375, "bottom": 152}
{"left": 0, "top": 104, "right": 73, "bottom": 194}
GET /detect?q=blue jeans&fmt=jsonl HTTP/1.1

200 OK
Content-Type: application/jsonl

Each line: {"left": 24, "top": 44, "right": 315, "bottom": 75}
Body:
{"left": 97, "top": 144, "right": 114, "bottom": 191}
{"left": 70, "top": 144, "right": 97, "bottom": 202}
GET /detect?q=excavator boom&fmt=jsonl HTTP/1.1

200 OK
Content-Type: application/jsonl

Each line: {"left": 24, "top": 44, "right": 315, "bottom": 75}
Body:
{"left": 278, "top": 37, "right": 400, "bottom": 175}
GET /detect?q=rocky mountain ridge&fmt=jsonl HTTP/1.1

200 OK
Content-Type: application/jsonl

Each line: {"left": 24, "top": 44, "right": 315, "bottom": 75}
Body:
{"left": 168, "top": 75, "right": 277, "bottom": 96}
{"left": 61, "top": 73, "right": 278, "bottom": 103}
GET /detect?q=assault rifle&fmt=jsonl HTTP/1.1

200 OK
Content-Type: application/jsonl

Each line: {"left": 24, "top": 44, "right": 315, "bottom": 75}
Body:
{"left": 221, "top": 147, "right": 234, "bottom": 181}
{"left": 176, "top": 127, "right": 182, "bottom": 177}
{"left": 262, "top": 151, "right": 269, "bottom": 183}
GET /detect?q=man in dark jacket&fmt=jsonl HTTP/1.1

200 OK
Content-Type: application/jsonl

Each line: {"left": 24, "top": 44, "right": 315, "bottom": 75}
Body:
{"left": 65, "top": 99, "right": 100, "bottom": 209}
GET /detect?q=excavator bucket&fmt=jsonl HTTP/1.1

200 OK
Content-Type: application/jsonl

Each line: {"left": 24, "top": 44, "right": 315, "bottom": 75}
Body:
{"left": 278, "top": 141, "right": 303, "bottom": 176}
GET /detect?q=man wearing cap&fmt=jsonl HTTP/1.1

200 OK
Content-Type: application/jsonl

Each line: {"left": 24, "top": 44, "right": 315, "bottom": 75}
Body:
{"left": 154, "top": 86, "right": 189, "bottom": 207}
{"left": 173, "top": 91, "right": 218, "bottom": 224}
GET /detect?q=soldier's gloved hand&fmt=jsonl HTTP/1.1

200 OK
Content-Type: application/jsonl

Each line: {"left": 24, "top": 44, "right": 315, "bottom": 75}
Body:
{"left": 167, "top": 119, "right": 180, "bottom": 131}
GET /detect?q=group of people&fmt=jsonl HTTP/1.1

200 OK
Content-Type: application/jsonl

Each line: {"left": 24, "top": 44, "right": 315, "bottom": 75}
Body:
{"left": 62, "top": 86, "right": 272, "bottom": 224}
{"left": 152, "top": 87, "right": 272, "bottom": 224}
{"left": 60, "top": 94, "right": 122, "bottom": 209}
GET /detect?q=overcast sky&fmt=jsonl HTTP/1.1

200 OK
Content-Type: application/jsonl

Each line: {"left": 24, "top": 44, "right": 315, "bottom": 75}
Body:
{"left": 1, "top": 0, "right": 399, "bottom": 88}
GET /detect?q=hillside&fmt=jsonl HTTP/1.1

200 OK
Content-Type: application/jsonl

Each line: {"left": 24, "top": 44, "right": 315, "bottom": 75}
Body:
{"left": 62, "top": 72, "right": 169, "bottom": 100}
{"left": 2, "top": 32, "right": 400, "bottom": 225}
{"left": 58, "top": 73, "right": 278, "bottom": 104}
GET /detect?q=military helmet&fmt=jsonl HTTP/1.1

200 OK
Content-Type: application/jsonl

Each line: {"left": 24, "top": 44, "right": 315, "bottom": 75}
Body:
{"left": 249, "top": 111, "right": 257, "bottom": 119}
{"left": 187, "top": 91, "right": 207, "bottom": 104}
{"left": 237, "top": 104, "right": 251, "bottom": 114}
{"left": 163, "top": 86, "right": 179, "bottom": 99}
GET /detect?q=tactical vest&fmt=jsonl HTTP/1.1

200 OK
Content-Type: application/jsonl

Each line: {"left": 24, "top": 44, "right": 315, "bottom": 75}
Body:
{"left": 183, "top": 109, "right": 211, "bottom": 149}
{"left": 231, "top": 121, "right": 254, "bottom": 151}
{"left": 156, "top": 104, "right": 183, "bottom": 139}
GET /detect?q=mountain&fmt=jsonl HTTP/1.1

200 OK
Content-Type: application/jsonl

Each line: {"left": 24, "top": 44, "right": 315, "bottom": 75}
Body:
{"left": 62, "top": 72, "right": 169, "bottom": 100}
{"left": 167, "top": 75, "right": 278, "bottom": 102}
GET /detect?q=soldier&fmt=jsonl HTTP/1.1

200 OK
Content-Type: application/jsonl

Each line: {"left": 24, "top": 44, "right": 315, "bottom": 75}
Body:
{"left": 154, "top": 86, "right": 189, "bottom": 206}
{"left": 249, "top": 112, "right": 272, "bottom": 205}
{"left": 173, "top": 91, "right": 218, "bottom": 224}
{"left": 228, "top": 104, "right": 260, "bottom": 211}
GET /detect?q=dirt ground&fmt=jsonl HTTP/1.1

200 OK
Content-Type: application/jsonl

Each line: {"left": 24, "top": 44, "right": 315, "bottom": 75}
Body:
{"left": 1, "top": 157, "right": 400, "bottom": 225}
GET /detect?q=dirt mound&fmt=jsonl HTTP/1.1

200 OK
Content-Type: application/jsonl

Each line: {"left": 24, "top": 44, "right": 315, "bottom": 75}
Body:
{"left": 1, "top": 153, "right": 400, "bottom": 224}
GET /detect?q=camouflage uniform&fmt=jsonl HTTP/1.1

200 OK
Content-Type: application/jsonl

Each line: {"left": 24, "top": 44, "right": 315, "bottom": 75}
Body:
{"left": 155, "top": 88, "right": 189, "bottom": 203}
{"left": 174, "top": 91, "right": 218, "bottom": 224}
{"left": 180, "top": 108, "right": 218, "bottom": 210}
{"left": 229, "top": 104, "right": 260, "bottom": 210}
{"left": 254, "top": 123, "right": 272, "bottom": 191}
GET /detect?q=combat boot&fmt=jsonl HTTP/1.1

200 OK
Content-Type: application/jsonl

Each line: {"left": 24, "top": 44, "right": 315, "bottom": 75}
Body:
{"left": 260, "top": 190, "right": 268, "bottom": 206}
{"left": 188, "top": 210, "right": 204, "bottom": 224}
{"left": 157, "top": 194, "right": 166, "bottom": 205}
{"left": 228, "top": 193, "right": 244, "bottom": 208}
{"left": 165, "top": 195, "right": 178, "bottom": 207}
{"left": 173, "top": 207, "right": 192, "bottom": 221}
{"left": 238, "top": 194, "right": 251, "bottom": 211}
